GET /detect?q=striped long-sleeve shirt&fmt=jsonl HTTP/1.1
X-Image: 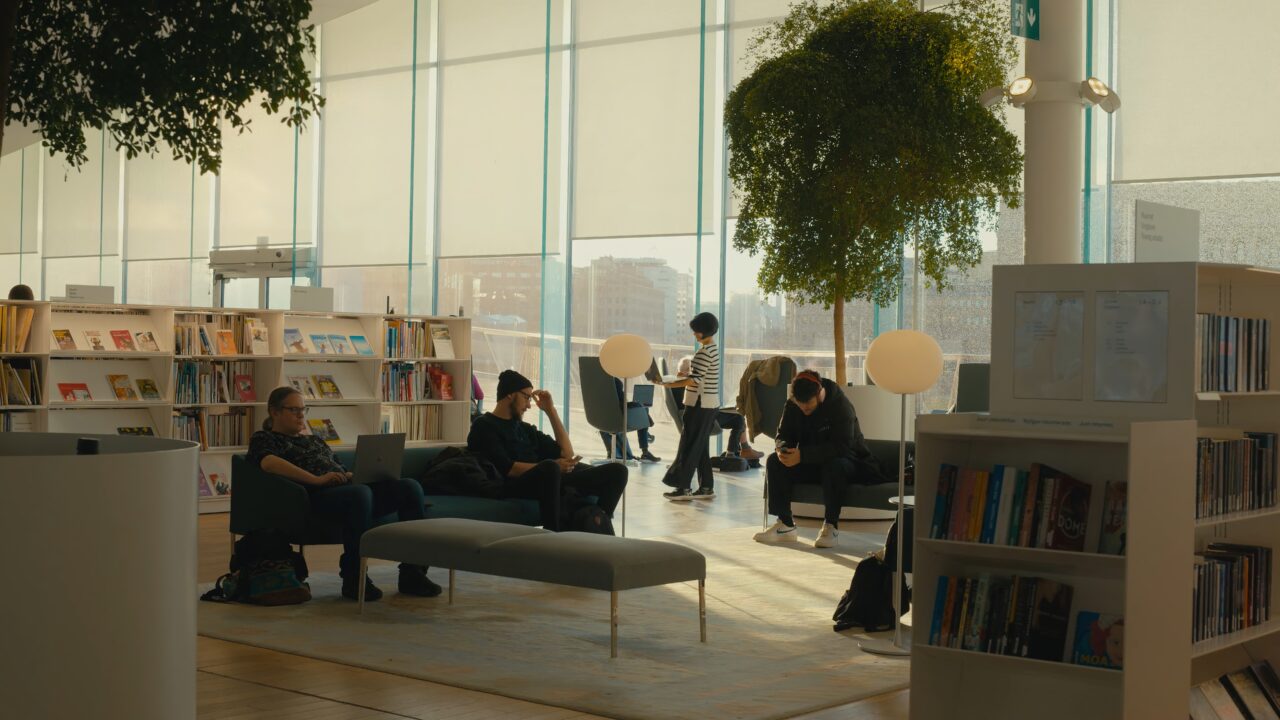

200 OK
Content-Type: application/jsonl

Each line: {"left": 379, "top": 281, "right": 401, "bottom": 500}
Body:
{"left": 685, "top": 341, "right": 720, "bottom": 407}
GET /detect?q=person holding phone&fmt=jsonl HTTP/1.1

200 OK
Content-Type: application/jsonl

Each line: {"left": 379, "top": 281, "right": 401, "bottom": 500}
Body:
{"left": 468, "top": 369, "right": 627, "bottom": 532}
{"left": 754, "top": 371, "right": 884, "bottom": 548}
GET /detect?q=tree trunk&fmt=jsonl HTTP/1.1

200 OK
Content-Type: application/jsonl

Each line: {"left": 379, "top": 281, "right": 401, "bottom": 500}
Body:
{"left": 833, "top": 296, "right": 846, "bottom": 387}
{"left": 0, "top": 0, "right": 20, "bottom": 159}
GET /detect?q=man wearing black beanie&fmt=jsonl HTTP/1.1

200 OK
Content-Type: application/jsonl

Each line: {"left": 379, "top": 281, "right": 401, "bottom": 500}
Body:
{"left": 468, "top": 369, "right": 627, "bottom": 531}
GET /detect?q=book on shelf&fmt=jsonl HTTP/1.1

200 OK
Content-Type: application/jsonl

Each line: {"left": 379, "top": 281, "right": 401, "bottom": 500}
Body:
{"left": 1, "top": 411, "right": 35, "bottom": 432}
{"left": 2, "top": 362, "right": 38, "bottom": 405}
{"left": 51, "top": 329, "right": 77, "bottom": 351}
{"left": 1, "top": 305, "right": 35, "bottom": 352}
{"left": 350, "top": 334, "right": 375, "bottom": 356}
{"left": 307, "top": 417, "right": 341, "bottom": 444}
{"left": 82, "top": 330, "right": 107, "bottom": 352}
{"left": 198, "top": 466, "right": 230, "bottom": 497}
{"left": 1191, "top": 660, "right": 1280, "bottom": 720}
{"left": 244, "top": 319, "right": 270, "bottom": 355}
{"left": 1043, "top": 467, "right": 1091, "bottom": 552}
{"left": 384, "top": 319, "right": 428, "bottom": 358}
{"left": 57, "top": 382, "right": 92, "bottom": 402}
{"left": 133, "top": 330, "right": 161, "bottom": 352}
{"left": 283, "top": 328, "right": 308, "bottom": 354}
{"left": 1098, "top": 481, "right": 1127, "bottom": 554}
{"left": 215, "top": 329, "right": 238, "bottom": 355}
{"left": 1251, "top": 661, "right": 1280, "bottom": 715}
{"left": 288, "top": 375, "right": 319, "bottom": 399}
{"left": 311, "top": 374, "right": 342, "bottom": 399}
{"left": 439, "top": 372, "right": 454, "bottom": 400}
{"left": 197, "top": 466, "right": 212, "bottom": 498}
{"left": 110, "top": 329, "right": 137, "bottom": 351}
{"left": 429, "top": 323, "right": 454, "bottom": 359}
{"left": 930, "top": 462, "right": 1094, "bottom": 552}
{"left": 203, "top": 408, "right": 253, "bottom": 447}
{"left": 1196, "top": 430, "right": 1278, "bottom": 519}
{"left": 116, "top": 426, "right": 156, "bottom": 436}
{"left": 383, "top": 404, "right": 443, "bottom": 441}
{"left": 107, "top": 374, "right": 139, "bottom": 401}
{"left": 328, "top": 334, "right": 352, "bottom": 355}
{"left": 197, "top": 325, "right": 216, "bottom": 355}
{"left": 1072, "top": 612, "right": 1123, "bottom": 669}
{"left": 1193, "top": 542, "right": 1273, "bottom": 644}
{"left": 309, "top": 334, "right": 333, "bottom": 354}
{"left": 135, "top": 378, "right": 161, "bottom": 400}
{"left": 233, "top": 374, "right": 256, "bottom": 402}
{"left": 930, "top": 574, "right": 1075, "bottom": 662}
{"left": 1197, "top": 313, "right": 1271, "bottom": 393}
{"left": 209, "top": 471, "right": 230, "bottom": 496}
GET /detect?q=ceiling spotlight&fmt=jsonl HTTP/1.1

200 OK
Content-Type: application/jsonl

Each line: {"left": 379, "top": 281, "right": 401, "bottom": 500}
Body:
{"left": 979, "top": 85, "right": 1006, "bottom": 108}
{"left": 1007, "top": 76, "right": 1036, "bottom": 106}
{"left": 1080, "top": 77, "right": 1121, "bottom": 113}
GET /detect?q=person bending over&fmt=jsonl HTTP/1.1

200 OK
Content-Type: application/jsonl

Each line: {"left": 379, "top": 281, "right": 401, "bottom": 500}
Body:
{"left": 659, "top": 312, "right": 721, "bottom": 501}
{"left": 468, "top": 370, "right": 627, "bottom": 531}
{"left": 674, "top": 355, "right": 762, "bottom": 460}
{"left": 247, "top": 386, "right": 439, "bottom": 601}
{"left": 754, "top": 371, "right": 884, "bottom": 548}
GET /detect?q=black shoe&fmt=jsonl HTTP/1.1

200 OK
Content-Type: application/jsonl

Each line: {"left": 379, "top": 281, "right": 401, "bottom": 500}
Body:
{"left": 640, "top": 450, "right": 662, "bottom": 463}
{"left": 398, "top": 566, "right": 443, "bottom": 597}
{"left": 664, "top": 488, "right": 696, "bottom": 501}
{"left": 342, "top": 575, "right": 383, "bottom": 601}
{"left": 690, "top": 486, "right": 716, "bottom": 500}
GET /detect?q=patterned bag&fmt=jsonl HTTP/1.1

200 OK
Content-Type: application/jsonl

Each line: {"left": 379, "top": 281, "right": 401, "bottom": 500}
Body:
{"left": 201, "top": 531, "right": 311, "bottom": 606}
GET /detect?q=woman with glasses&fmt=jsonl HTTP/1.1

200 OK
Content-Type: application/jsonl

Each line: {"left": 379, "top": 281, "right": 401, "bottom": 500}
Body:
{"left": 246, "top": 386, "right": 438, "bottom": 601}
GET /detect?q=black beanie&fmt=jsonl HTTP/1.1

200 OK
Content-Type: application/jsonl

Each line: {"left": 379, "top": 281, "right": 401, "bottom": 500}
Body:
{"left": 497, "top": 369, "right": 533, "bottom": 400}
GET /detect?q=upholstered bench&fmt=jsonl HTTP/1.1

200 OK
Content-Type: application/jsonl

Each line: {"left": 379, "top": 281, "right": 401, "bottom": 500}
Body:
{"left": 359, "top": 518, "right": 708, "bottom": 657}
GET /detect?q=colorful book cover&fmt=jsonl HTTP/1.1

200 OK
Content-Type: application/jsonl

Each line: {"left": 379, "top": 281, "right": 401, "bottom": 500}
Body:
{"left": 135, "top": 378, "right": 161, "bottom": 400}
{"left": 215, "top": 329, "right": 238, "bottom": 355}
{"left": 133, "top": 330, "right": 161, "bottom": 352}
{"left": 197, "top": 467, "right": 212, "bottom": 497}
{"left": 246, "top": 321, "right": 270, "bottom": 355}
{"left": 234, "top": 374, "right": 256, "bottom": 402}
{"left": 312, "top": 375, "right": 342, "bottom": 399}
{"left": 349, "top": 334, "right": 375, "bottom": 356}
{"left": 928, "top": 576, "right": 950, "bottom": 645}
{"left": 209, "top": 472, "right": 230, "bottom": 496}
{"left": 307, "top": 418, "right": 341, "bottom": 444}
{"left": 1044, "top": 468, "right": 1092, "bottom": 552}
{"left": 1097, "top": 481, "right": 1128, "bottom": 555}
{"left": 57, "top": 383, "right": 92, "bottom": 402}
{"left": 288, "top": 375, "right": 318, "bottom": 399}
{"left": 110, "top": 329, "right": 137, "bottom": 351}
{"left": 429, "top": 323, "right": 454, "bottom": 358}
{"left": 107, "top": 374, "right": 138, "bottom": 401}
{"left": 309, "top": 334, "right": 333, "bottom": 354}
{"left": 328, "top": 334, "right": 352, "bottom": 355}
{"left": 283, "top": 328, "right": 308, "bottom": 354}
{"left": 439, "top": 372, "right": 454, "bottom": 400}
{"left": 51, "top": 329, "right": 77, "bottom": 350}
{"left": 116, "top": 426, "right": 156, "bottom": 436}
{"left": 1072, "top": 611, "right": 1123, "bottom": 669}
{"left": 197, "top": 325, "right": 215, "bottom": 355}
{"left": 82, "top": 330, "right": 107, "bottom": 352}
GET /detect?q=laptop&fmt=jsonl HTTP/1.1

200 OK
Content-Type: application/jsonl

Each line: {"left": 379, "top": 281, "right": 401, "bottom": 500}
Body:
{"left": 644, "top": 358, "right": 680, "bottom": 384}
{"left": 351, "top": 433, "right": 406, "bottom": 485}
{"left": 631, "top": 384, "right": 655, "bottom": 407}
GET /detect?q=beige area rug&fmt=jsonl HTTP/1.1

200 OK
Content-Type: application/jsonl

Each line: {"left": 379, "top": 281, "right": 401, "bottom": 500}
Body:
{"left": 198, "top": 526, "right": 910, "bottom": 720}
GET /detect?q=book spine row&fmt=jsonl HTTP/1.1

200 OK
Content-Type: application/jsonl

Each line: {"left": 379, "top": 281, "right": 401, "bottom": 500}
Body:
{"left": 1, "top": 360, "right": 42, "bottom": 406}
{"left": 1193, "top": 542, "right": 1273, "bottom": 644}
{"left": 203, "top": 409, "right": 253, "bottom": 448}
{"left": 927, "top": 574, "right": 1075, "bottom": 663}
{"left": 382, "top": 404, "right": 443, "bottom": 441}
{"left": 1, "top": 410, "right": 35, "bottom": 431}
{"left": 171, "top": 409, "right": 205, "bottom": 448}
{"left": 381, "top": 362, "right": 453, "bottom": 402}
{"left": 1196, "top": 433, "right": 1278, "bottom": 519}
{"left": 384, "top": 320, "right": 428, "bottom": 359}
{"left": 173, "top": 360, "right": 252, "bottom": 404}
{"left": 1197, "top": 313, "right": 1271, "bottom": 392}
{"left": 0, "top": 304, "right": 35, "bottom": 352}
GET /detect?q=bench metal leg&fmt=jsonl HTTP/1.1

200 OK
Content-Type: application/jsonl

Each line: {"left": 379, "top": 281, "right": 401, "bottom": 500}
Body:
{"left": 358, "top": 558, "right": 368, "bottom": 613}
{"left": 762, "top": 470, "right": 769, "bottom": 528}
{"left": 699, "top": 579, "right": 707, "bottom": 643}
{"left": 448, "top": 568, "right": 455, "bottom": 604}
{"left": 621, "top": 485, "right": 626, "bottom": 537}
{"left": 610, "top": 591, "right": 619, "bottom": 658}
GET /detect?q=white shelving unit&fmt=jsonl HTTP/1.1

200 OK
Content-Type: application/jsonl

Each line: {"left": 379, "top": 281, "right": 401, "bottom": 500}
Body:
{"left": 0, "top": 301, "right": 472, "bottom": 515}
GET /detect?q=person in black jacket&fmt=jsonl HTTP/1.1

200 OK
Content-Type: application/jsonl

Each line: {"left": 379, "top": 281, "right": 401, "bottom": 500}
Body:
{"left": 753, "top": 371, "right": 884, "bottom": 548}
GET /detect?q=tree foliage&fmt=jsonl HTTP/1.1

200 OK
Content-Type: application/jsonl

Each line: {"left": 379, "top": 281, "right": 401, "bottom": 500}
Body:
{"left": 3, "top": 0, "right": 322, "bottom": 174}
{"left": 725, "top": 0, "right": 1022, "bottom": 308}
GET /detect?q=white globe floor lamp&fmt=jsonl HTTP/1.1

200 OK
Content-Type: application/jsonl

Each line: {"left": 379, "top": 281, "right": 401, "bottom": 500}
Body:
{"left": 859, "top": 329, "right": 943, "bottom": 657}
{"left": 599, "top": 333, "right": 654, "bottom": 537}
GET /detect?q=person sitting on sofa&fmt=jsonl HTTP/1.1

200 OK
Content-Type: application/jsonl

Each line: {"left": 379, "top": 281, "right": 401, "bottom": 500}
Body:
{"left": 247, "top": 386, "right": 440, "bottom": 601}
{"left": 674, "top": 355, "right": 762, "bottom": 461}
{"left": 753, "top": 371, "right": 884, "bottom": 549}
{"left": 469, "top": 370, "right": 628, "bottom": 531}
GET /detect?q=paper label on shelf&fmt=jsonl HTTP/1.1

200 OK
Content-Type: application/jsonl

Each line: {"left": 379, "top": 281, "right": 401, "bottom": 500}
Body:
{"left": 1013, "top": 291, "right": 1085, "bottom": 401}
{"left": 290, "top": 286, "right": 335, "bottom": 312}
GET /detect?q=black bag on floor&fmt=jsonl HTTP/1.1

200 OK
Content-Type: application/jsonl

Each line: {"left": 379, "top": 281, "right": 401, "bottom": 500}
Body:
{"left": 709, "top": 452, "right": 750, "bottom": 472}
{"left": 201, "top": 531, "right": 311, "bottom": 606}
{"left": 560, "top": 489, "right": 615, "bottom": 535}
{"left": 833, "top": 555, "right": 898, "bottom": 632}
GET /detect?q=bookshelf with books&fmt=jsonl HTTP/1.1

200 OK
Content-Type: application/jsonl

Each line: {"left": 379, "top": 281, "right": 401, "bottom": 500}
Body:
{"left": 381, "top": 315, "right": 471, "bottom": 447}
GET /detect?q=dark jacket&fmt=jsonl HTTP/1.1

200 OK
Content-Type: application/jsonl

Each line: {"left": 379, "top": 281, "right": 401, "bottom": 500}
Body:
{"left": 775, "top": 379, "right": 872, "bottom": 465}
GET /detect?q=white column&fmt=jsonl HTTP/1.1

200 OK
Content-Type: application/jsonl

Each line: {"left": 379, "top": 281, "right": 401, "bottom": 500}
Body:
{"left": 1023, "top": 0, "right": 1085, "bottom": 264}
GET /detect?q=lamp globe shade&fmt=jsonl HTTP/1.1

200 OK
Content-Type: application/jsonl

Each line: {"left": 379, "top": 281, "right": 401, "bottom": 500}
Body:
{"left": 599, "top": 334, "right": 653, "bottom": 379}
{"left": 865, "top": 330, "right": 944, "bottom": 394}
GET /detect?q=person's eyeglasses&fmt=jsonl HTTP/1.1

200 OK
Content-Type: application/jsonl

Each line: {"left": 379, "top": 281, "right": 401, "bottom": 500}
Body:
{"left": 280, "top": 406, "right": 309, "bottom": 416}
{"left": 519, "top": 391, "right": 535, "bottom": 401}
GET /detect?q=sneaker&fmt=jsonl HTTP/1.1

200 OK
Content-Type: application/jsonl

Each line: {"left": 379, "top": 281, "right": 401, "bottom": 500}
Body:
{"left": 664, "top": 488, "right": 696, "bottom": 501}
{"left": 753, "top": 520, "right": 799, "bottom": 544}
{"left": 815, "top": 523, "right": 839, "bottom": 548}
{"left": 640, "top": 450, "right": 662, "bottom": 463}
{"left": 342, "top": 575, "right": 383, "bottom": 601}
{"left": 398, "top": 565, "right": 443, "bottom": 597}
{"left": 690, "top": 486, "right": 716, "bottom": 500}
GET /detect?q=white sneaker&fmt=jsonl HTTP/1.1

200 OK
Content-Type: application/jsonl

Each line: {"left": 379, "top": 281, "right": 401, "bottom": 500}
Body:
{"left": 814, "top": 523, "right": 838, "bottom": 548}
{"left": 753, "top": 520, "right": 799, "bottom": 544}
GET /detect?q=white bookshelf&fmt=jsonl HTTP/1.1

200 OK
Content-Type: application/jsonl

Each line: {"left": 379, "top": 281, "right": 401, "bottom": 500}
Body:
{"left": 0, "top": 301, "right": 472, "bottom": 515}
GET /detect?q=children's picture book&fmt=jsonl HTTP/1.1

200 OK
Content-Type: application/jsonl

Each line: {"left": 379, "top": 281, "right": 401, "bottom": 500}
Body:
{"left": 328, "top": 334, "right": 352, "bottom": 355}
{"left": 309, "top": 334, "right": 334, "bottom": 354}
{"left": 234, "top": 374, "right": 257, "bottom": 402}
{"left": 349, "top": 334, "right": 375, "bottom": 356}
{"left": 439, "top": 372, "right": 454, "bottom": 400}
{"left": 57, "top": 382, "right": 92, "bottom": 402}
{"left": 82, "top": 330, "right": 107, "bottom": 352}
{"left": 197, "top": 325, "right": 215, "bottom": 355}
{"left": 283, "top": 328, "right": 308, "bottom": 354}
{"left": 429, "top": 323, "right": 454, "bottom": 359}
{"left": 110, "top": 329, "right": 137, "bottom": 351}
{"left": 133, "top": 330, "right": 161, "bottom": 352}
{"left": 246, "top": 320, "right": 270, "bottom": 355}
{"left": 312, "top": 374, "right": 343, "bottom": 399}
{"left": 197, "top": 466, "right": 212, "bottom": 497}
{"left": 307, "top": 418, "right": 341, "bottom": 444}
{"left": 215, "top": 329, "right": 238, "bottom": 355}
{"left": 209, "top": 472, "right": 230, "bottom": 496}
{"left": 107, "top": 374, "right": 139, "bottom": 401}
{"left": 1097, "top": 481, "right": 1128, "bottom": 555}
{"left": 1072, "top": 612, "right": 1123, "bottom": 669}
{"left": 117, "top": 426, "right": 156, "bottom": 436}
{"left": 288, "top": 375, "right": 319, "bottom": 399}
{"left": 135, "top": 378, "right": 161, "bottom": 400}
{"left": 51, "top": 329, "right": 78, "bottom": 350}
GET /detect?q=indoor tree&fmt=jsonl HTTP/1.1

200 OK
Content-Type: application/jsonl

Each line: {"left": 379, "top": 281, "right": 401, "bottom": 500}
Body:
{"left": 0, "top": 0, "right": 322, "bottom": 173}
{"left": 725, "top": 0, "right": 1022, "bottom": 385}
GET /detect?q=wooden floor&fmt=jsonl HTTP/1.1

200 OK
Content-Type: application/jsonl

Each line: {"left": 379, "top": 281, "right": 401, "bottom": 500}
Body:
{"left": 198, "top": 462, "right": 909, "bottom": 720}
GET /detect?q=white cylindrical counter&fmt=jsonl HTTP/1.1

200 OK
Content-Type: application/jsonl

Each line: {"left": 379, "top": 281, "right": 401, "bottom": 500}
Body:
{"left": 0, "top": 433, "right": 199, "bottom": 720}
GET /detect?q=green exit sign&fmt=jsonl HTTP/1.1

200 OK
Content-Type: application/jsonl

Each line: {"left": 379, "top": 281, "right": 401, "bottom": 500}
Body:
{"left": 1011, "top": 0, "right": 1040, "bottom": 40}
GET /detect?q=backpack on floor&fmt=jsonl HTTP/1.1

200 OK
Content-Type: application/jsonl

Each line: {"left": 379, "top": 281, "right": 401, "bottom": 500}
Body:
{"left": 201, "top": 531, "right": 312, "bottom": 606}
{"left": 560, "top": 489, "right": 615, "bottom": 535}
{"left": 832, "top": 554, "right": 909, "bottom": 632}
{"left": 709, "top": 453, "right": 750, "bottom": 472}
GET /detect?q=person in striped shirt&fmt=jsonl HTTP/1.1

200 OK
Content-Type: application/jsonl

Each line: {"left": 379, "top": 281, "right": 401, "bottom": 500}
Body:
{"left": 659, "top": 312, "right": 722, "bottom": 500}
